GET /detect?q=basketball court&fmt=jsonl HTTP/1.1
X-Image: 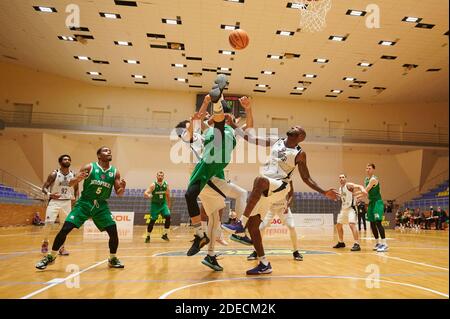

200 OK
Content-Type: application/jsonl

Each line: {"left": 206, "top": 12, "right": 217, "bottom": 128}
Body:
{"left": 0, "top": 0, "right": 448, "bottom": 302}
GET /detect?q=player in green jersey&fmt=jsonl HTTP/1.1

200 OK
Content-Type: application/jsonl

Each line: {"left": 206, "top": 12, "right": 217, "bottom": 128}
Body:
{"left": 35, "top": 146, "right": 127, "bottom": 270}
{"left": 144, "top": 171, "right": 171, "bottom": 243}
{"left": 364, "top": 163, "right": 388, "bottom": 252}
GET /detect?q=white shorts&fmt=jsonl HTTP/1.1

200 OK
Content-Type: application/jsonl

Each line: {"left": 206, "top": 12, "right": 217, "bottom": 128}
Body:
{"left": 263, "top": 206, "right": 295, "bottom": 228}
{"left": 337, "top": 207, "right": 357, "bottom": 224}
{"left": 199, "top": 177, "right": 247, "bottom": 217}
{"left": 249, "top": 177, "right": 290, "bottom": 220}
{"left": 45, "top": 200, "right": 71, "bottom": 224}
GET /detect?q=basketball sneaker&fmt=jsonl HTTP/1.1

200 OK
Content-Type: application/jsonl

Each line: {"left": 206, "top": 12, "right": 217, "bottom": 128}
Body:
{"left": 35, "top": 254, "right": 56, "bottom": 270}
{"left": 187, "top": 233, "right": 210, "bottom": 256}
{"left": 333, "top": 242, "right": 346, "bottom": 248}
{"left": 246, "top": 262, "right": 272, "bottom": 275}
{"left": 293, "top": 250, "right": 303, "bottom": 261}
{"left": 145, "top": 236, "right": 150, "bottom": 243}
{"left": 41, "top": 240, "right": 49, "bottom": 254}
{"left": 161, "top": 234, "right": 170, "bottom": 242}
{"left": 350, "top": 243, "right": 361, "bottom": 251}
{"left": 209, "top": 74, "right": 228, "bottom": 103}
{"left": 376, "top": 244, "right": 389, "bottom": 252}
{"left": 108, "top": 257, "right": 125, "bottom": 268}
{"left": 230, "top": 234, "right": 253, "bottom": 246}
{"left": 58, "top": 246, "right": 70, "bottom": 256}
{"left": 221, "top": 220, "right": 245, "bottom": 234}
{"left": 247, "top": 251, "right": 257, "bottom": 261}
{"left": 373, "top": 243, "right": 381, "bottom": 251}
{"left": 201, "top": 255, "right": 223, "bottom": 272}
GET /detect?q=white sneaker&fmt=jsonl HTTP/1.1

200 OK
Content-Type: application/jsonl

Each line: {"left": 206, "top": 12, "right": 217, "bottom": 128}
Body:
{"left": 377, "top": 244, "right": 389, "bottom": 252}
{"left": 373, "top": 243, "right": 381, "bottom": 251}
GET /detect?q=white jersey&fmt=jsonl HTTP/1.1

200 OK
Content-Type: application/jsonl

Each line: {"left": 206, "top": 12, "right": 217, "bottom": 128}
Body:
{"left": 340, "top": 184, "right": 354, "bottom": 210}
{"left": 50, "top": 169, "right": 75, "bottom": 200}
{"left": 261, "top": 138, "right": 302, "bottom": 182}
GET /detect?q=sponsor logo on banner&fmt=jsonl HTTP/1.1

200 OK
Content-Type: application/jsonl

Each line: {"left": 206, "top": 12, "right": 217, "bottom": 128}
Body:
{"left": 83, "top": 211, "right": 134, "bottom": 240}
{"left": 266, "top": 215, "right": 288, "bottom": 236}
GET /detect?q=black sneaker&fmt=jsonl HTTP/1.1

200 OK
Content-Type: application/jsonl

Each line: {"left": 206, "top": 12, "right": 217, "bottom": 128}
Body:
{"left": 351, "top": 243, "right": 361, "bottom": 251}
{"left": 35, "top": 254, "right": 56, "bottom": 270}
{"left": 108, "top": 257, "right": 125, "bottom": 268}
{"left": 293, "top": 250, "right": 303, "bottom": 261}
{"left": 230, "top": 234, "right": 253, "bottom": 246}
{"left": 247, "top": 251, "right": 257, "bottom": 261}
{"left": 187, "top": 233, "right": 210, "bottom": 256}
{"left": 161, "top": 234, "right": 170, "bottom": 241}
{"left": 201, "top": 255, "right": 223, "bottom": 271}
{"left": 333, "top": 242, "right": 346, "bottom": 248}
{"left": 144, "top": 236, "right": 150, "bottom": 243}
{"left": 209, "top": 74, "right": 228, "bottom": 103}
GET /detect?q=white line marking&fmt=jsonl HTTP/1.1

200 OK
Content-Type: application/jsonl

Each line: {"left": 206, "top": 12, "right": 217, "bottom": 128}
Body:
{"left": 21, "top": 259, "right": 107, "bottom": 299}
{"left": 378, "top": 255, "right": 449, "bottom": 271}
{"left": 158, "top": 275, "right": 449, "bottom": 299}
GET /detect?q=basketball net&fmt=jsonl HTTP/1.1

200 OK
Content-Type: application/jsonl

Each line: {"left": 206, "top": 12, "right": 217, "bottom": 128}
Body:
{"left": 296, "top": 0, "right": 332, "bottom": 32}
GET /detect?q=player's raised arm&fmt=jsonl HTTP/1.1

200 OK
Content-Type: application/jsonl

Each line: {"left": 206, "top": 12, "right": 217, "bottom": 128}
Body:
{"left": 114, "top": 170, "right": 126, "bottom": 196}
{"left": 297, "top": 151, "right": 339, "bottom": 200}
{"left": 69, "top": 164, "right": 91, "bottom": 187}
{"left": 42, "top": 171, "right": 58, "bottom": 199}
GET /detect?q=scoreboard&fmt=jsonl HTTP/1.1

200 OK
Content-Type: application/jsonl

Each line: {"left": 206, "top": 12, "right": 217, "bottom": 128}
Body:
{"left": 195, "top": 94, "right": 246, "bottom": 118}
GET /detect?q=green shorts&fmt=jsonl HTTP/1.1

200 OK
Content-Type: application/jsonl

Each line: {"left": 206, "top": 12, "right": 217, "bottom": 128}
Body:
{"left": 367, "top": 199, "right": 384, "bottom": 222}
{"left": 150, "top": 202, "right": 171, "bottom": 220}
{"left": 188, "top": 159, "right": 227, "bottom": 192}
{"left": 65, "top": 198, "right": 115, "bottom": 231}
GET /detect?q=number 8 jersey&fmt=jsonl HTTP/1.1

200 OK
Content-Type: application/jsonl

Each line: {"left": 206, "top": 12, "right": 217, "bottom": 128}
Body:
{"left": 80, "top": 162, "right": 116, "bottom": 201}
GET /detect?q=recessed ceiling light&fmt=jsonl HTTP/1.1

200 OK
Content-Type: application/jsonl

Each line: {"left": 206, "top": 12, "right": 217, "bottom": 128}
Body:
{"left": 124, "top": 59, "right": 140, "bottom": 64}
{"left": 172, "top": 63, "right": 186, "bottom": 68}
{"left": 87, "top": 71, "right": 101, "bottom": 76}
{"left": 415, "top": 23, "right": 435, "bottom": 29}
{"left": 162, "top": 18, "right": 182, "bottom": 25}
{"left": 33, "top": 6, "right": 57, "bottom": 13}
{"left": 314, "top": 58, "right": 329, "bottom": 63}
{"left": 343, "top": 77, "right": 356, "bottom": 81}
{"left": 329, "top": 35, "right": 347, "bottom": 41}
{"left": 218, "top": 67, "right": 232, "bottom": 71}
{"left": 100, "top": 12, "right": 121, "bottom": 19}
{"left": 294, "top": 87, "right": 306, "bottom": 91}
{"left": 58, "top": 36, "right": 76, "bottom": 41}
{"left": 132, "top": 75, "right": 146, "bottom": 79}
{"left": 175, "top": 78, "right": 188, "bottom": 82}
{"left": 221, "top": 24, "right": 239, "bottom": 30}
{"left": 358, "top": 62, "right": 372, "bottom": 67}
{"left": 114, "top": 41, "right": 132, "bottom": 46}
{"left": 287, "top": 2, "right": 303, "bottom": 9}
{"left": 74, "top": 56, "right": 90, "bottom": 61}
{"left": 225, "top": 0, "right": 245, "bottom": 3}
{"left": 379, "top": 40, "right": 396, "bottom": 46}
{"left": 267, "top": 54, "right": 282, "bottom": 59}
{"left": 346, "top": 10, "right": 366, "bottom": 16}
{"left": 257, "top": 84, "right": 269, "bottom": 88}
{"left": 402, "top": 16, "right": 422, "bottom": 23}
{"left": 276, "top": 30, "right": 295, "bottom": 36}
{"left": 219, "top": 50, "right": 235, "bottom": 55}
{"left": 262, "top": 70, "right": 275, "bottom": 75}
{"left": 303, "top": 74, "right": 317, "bottom": 78}
{"left": 331, "top": 89, "right": 343, "bottom": 94}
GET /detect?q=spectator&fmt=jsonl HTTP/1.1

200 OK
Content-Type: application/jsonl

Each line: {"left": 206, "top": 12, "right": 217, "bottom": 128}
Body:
{"left": 356, "top": 201, "right": 367, "bottom": 231}
{"left": 425, "top": 206, "right": 435, "bottom": 229}
{"left": 32, "top": 212, "right": 45, "bottom": 226}
{"left": 436, "top": 207, "right": 447, "bottom": 230}
{"left": 395, "top": 209, "right": 403, "bottom": 228}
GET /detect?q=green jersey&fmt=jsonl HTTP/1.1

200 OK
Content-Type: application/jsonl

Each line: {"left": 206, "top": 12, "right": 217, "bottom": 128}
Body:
{"left": 365, "top": 175, "right": 382, "bottom": 202}
{"left": 152, "top": 181, "right": 168, "bottom": 205}
{"left": 80, "top": 162, "right": 116, "bottom": 201}
{"left": 202, "top": 125, "right": 236, "bottom": 164}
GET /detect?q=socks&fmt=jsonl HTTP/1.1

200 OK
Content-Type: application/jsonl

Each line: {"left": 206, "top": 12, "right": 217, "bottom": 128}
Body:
{"left": 193, "top": 222, "right": 204, "bottom": 237}
{"left": 258, "top": 256, "right": 269, "bottom": 266}
{"left": 381, "top": 238, "right": 387, "bottom": 245}
{"left": 163, "top": 229, "right": 168, "bottom": 235}
{"left": 50, "top": 250, "right": 57, "bottom": 258}
{"left": 110, "top": 254, "right": 116, "bottom": 259}
{"left": 240, "top": 215, "right": 249, "bottom": 227}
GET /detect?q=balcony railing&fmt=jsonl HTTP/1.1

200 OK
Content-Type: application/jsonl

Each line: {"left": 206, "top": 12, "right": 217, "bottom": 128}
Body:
{"left": 1, "top": 109, "right": 448, "bottom": 147}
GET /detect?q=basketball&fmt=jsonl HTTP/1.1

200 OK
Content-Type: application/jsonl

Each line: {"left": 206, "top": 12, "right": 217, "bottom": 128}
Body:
{"left": 228, "top": 29, "right": 249, "bottom": 50}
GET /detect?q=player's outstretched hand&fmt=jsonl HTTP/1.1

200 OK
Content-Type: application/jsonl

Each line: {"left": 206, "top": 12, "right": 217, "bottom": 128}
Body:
{"left": 239, "top": 96, "right": 251, "bottom": 109}
{"left": 325, "top": 189, "right": 339, "bottom": 201}
{"left": 76, "top": 171, "right": 88, "bottom": 181}
{"left": 119, "top": 179, "right": 126, "bottom": 189}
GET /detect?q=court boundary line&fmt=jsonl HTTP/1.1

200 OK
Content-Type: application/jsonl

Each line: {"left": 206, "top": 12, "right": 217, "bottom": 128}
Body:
{"left": 158, "top": 275, "right": 449, "bottom": 299}
{"left": 20, "top": 259, "right": 107, "bottom": 299}
{"left": 377, "top": 254, "right": 449, "bottom": 271}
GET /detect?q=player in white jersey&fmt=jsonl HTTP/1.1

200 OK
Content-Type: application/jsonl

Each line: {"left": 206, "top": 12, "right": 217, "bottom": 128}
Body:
{"left": 332, "top": 174, "right": 367, "bottom": 251}
{"left": 247, "top": 181, "right": 302, "bottom": 261}
{"left": 41, "top": 155, "right": 79, "bottom": 255}
{"left": 222, "top": 126, "right": 339, "bottom": 275}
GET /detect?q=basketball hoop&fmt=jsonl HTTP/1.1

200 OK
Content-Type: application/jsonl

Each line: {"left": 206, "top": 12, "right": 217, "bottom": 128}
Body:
{"left": 296, "top": 0, "right": 332, "bottom": 32}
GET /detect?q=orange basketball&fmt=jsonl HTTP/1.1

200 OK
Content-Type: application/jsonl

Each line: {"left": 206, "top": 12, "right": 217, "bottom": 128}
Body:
{"left": 229, "top": 29, "right": 249, "bottom": 50}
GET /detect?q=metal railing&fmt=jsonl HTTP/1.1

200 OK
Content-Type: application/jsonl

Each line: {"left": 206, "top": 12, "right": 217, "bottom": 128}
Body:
{"left": 1, "top": 108, "right": 448, "bottom": 146}
{"left": 0, "top": 168, "right": 45, "bottom": 202}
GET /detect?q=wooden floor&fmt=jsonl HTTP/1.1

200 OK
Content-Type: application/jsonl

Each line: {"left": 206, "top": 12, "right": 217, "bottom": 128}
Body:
{"left": 0, "top": 225, "right": 448, "bottom": 299}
